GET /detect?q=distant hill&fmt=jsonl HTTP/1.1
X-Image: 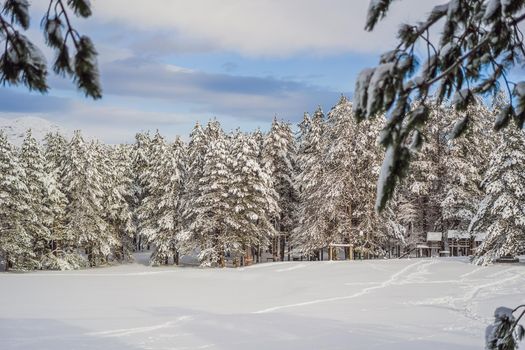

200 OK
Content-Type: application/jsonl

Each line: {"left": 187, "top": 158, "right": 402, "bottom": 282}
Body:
{"left": 0, "top": 116, "right": 68, "bottom": 146}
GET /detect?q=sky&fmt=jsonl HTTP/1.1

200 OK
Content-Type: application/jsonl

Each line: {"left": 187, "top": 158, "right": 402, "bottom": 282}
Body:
{"left": 0, "top": 0, "right": 444, "bottom": 143}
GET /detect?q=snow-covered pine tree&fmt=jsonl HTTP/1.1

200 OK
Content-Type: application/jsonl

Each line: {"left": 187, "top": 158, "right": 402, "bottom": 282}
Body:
{"left": 97, "top": 143, "right": 135, "bottom": 262}
{"left": 442, "top": 100, "right": 496, "bottom": 231}
{"left": 469, "top": 128, "right": 525, "bottom": 265}
{"left": 180, "top": 123, "right": 206, "bottom": 228}
{"left": 378, "top": 195, "right": 409, "bottom": 257}
{"left": 301, "top": 100, "right": 351, "bottom": 257}
{"left": 486, "top": 306, "right": 525, "bottom": 350}
{"left": 204, "top": 118, "right": 222, "bottom": 140}
{"left": 261, "top": 118, "right": 297, "bottom": 261}
{"left": 131, "top": 131, "right": 151, "bottom": 251}
{"left": 112, "top": 144, "right": 136, "bottom": 261}
{"left": 324, "top": 96, "right": 385, "bottom": 258}
{"left": 43, "top": 132, "right": 68, "bottom": 173}
{"left": 183, "top": 124, "right": 232, "bottom": 267}
{"left": 402, "top": 101, "right": 455, "bottom": 245}
{"left": 295, "top": 113, "right": 311, "bottom": 192}
{"left": 140, "top": 133, "right": 186, "bottom": 266}
{"left": 292, "top": 107, "right": 327, "bottom": 256}
{"left": 389, "top": 190, "right": 420, "bottom": 253}
{"left": 297, "top": 112, "right": 311, "bottom": 146}
{"left": 0, "top": 131, "right": 35, "bottom": 270}
{"left": 297, "top": 96, "right": 385, "bottom": 259}
{"left": 61, "top": 131, "right": 115, "bottom": 267}
{"left": 19, "top": 130, "right": 53, "bottom": 267}
{"left": 137, "top": 132, "right": 165, "bottom": 253}
{"left": 360, "top": 0, "right": 525, "bottom": 212}
{"left": 253, "top": 127, "right": 264, "bottom": 154}
{"left": 40, "top": 175, "right": 70, "bottom": 269}
{"left": 155, "top": 137, "right": 186, "bottom": 265}
{"left": 354, "top": 117, "right": 392, "bottom": 258}
{"left": 229, "top": 131, "right": 277, "bottom": 265}
{"left": 41, "top": 132, "right": 72, "bottom": 269}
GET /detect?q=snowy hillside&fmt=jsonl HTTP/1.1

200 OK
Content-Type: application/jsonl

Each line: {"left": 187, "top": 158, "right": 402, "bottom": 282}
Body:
{"left": 1, "top": 256, "right": 524, "bottom": 350}
{"left": 0, "top": 116, "right": 67, "bottom": 146}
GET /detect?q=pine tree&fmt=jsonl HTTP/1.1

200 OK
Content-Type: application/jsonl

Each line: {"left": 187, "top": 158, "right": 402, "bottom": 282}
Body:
{"left": 486, "top": 306, "right": 525, "bottom": 350}
{"left": 297, "top": 112, "right": 311, "bottom": 146}
{"left": 131, "top": 131, "right": 151, "bottom": 251}
{"left": 40, "top": 174, "right": 70, "bottom": 269}
{"left": 183, "top": 125, "right": 232, "bottom": 267}
{"left": 111, "top": 144, "right": 136, "bottom": 261}
{"left": 292, "top": 107, "right": 328, "bottom": 255}
{"left": 0, "top": 0, "right": 101, "bottom": 98}
{"left": 442, "top": 100, "right": 496, "bottom": 232}
{"left": 43, "top": 132, "right": 68, "bottom": 173}
{"left": 181, "top": 122, "right": 207, "bottom": 229}
{"left": 252, "top": 127, "right": 265, "bottom": 154}
{"left": 360, "top": 0, "right": 525, "bottom": 212}
{"left": 41, "top": 132, "right": 72, "bottom": 269}
{"left": 0, "top": 131, "right": 35, "bottom": 270}
{"left": 391, "top": 191, "right": 420, "bottom": 250}
{"left": 19, "top": 130, "right": 53, "bottom": 267}
{"left": 140, "top": 133, "right": 186, "bottom": 266}
{"left": 137, "top": 132, "right": 165, "bottom": 252}
{"left": 469, "top": 129, "right": 525, "bottom": 265}
{"left": 229, "top": 131, "right": 277, "bottom": 264}
{"left": 324, "top": 96, "right": 385, "bottom": 258}
{"left": 401, "top": 101, "right": 455, "bottom": 245}
{"left": 96, "top": 143, "right": 135, "bottom": 262}
{"left": 62, "top": 131, "right": 114, "bottom": 267}
{"left": 261, "top": 118, "right": 297, "bottom": 261}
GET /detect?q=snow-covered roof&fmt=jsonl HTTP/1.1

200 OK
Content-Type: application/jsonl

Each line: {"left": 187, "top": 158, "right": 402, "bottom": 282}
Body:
{"left": 447, "top": 230, "right": 470, "bottom": 240}
{"left": 416, "top": 244, "right": 430, "bottom": 249}
{"left": 426, "top": 232, "right": 442, "bottom": 242}
{"left": 474, "top": 231, "right": 488, "bottom": 242}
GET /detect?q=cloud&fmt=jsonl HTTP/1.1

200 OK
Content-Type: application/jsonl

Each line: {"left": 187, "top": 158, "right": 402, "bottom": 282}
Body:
{"left": 58, "top": 105, "right": 195, "bottom": 144}
{"left": 128, "top": 31, "right": 220, "bottom": 56}
{"left": 85, "top": 0, "right": 443, "bottom": 57}
{"left": 222, "top": 62, "right": 238, "bottom": 73}
{"left": 91, "top": 58, "right": 343, "bottom": 121}
{"left": 0, "top": 88, "right": 72, "bottom": 113}
{"left": 1, "top": 56, "right": 344, "bottom": 143}
{"left": 0, "top": 102, "right": 197, "bottom": 144}
{"left": 9, "top": 1, "right": 404, "bottom": 143}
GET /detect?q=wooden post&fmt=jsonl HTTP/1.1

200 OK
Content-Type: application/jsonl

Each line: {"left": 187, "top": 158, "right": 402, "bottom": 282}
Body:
{"left": 329, "top": 246, "right": 333, "bottom": 261}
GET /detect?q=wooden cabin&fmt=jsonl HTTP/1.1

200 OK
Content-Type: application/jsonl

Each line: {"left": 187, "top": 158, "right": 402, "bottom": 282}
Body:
{"left": 415, "top": 243, "right": 430, "bottom": 258}
{"left": 426, "top": 232, "right": 443, "bottom": 257}
{"left": 447, "top": 230, "right": 471, "bottom": 256}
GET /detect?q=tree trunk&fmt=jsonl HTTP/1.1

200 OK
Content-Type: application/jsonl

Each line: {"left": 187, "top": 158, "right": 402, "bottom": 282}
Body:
{"left": 4, "top": 252, "right": 9, "bottom": 272}
{"left": 174, "top": 251, "right": 179, "bottom": 265}
{"left": 279, "top": 228, "right": 286, "bottom": 261}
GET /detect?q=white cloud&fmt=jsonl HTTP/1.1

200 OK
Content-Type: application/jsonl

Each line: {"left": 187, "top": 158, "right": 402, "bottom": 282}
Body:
{"left": 89, "top": 0, "right": 443, "bottom": 56}
{"left": 0, "top": 103, "right": 197, "bottom": 144}
{"left": 55, "top": 103, "right": 197, "bottom": 143}
{"left": 0, "top": 102, "right": 285, "bottom": 144}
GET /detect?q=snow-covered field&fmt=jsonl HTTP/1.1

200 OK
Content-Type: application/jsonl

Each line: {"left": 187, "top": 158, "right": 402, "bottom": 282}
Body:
{"left": 1, "top": 254, "right": 524, "bottom": 350}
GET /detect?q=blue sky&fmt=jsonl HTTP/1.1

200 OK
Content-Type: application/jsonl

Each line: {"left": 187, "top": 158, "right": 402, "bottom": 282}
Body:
{"left": 0, "top": 0, "right": 442, "bottom": 143}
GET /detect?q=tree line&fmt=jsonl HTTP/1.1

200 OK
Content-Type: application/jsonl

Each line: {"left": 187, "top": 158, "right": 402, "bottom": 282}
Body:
{"left": 0, "top": 95, "right": 523, "bottom": 270}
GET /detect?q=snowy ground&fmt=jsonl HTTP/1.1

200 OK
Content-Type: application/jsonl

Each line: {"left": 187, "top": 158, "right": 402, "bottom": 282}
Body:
{"left": 1, "top": 254, "right": 524, "bottom": 350}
